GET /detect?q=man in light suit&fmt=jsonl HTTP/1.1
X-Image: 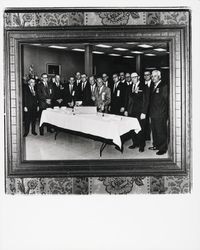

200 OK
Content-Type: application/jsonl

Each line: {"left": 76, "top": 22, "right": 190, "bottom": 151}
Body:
{"left": 149, "top": 70, "right": 168, "bottom": 155}
{"left": 94, "top": 77, "right": 111, "bottom": 113}
{"left": 89, "top": 75, "right": 97, "bottom": 106}
{"left": 102, "top": 73, "right": 112, "bottom": 89}
{"left": 52, "top": 74, "right": 65, "bottom": 107}
{"left": 23, "top": 78, "right": 38, "bottom": 137}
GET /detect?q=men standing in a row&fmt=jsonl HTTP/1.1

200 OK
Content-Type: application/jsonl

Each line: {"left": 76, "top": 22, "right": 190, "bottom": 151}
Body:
{"left": 37, "top": 73, "right": 54, "bottom": 135}
{"left": 124, "top": 72, "right": 147, "bottom": 152}
{"left": 110, "top": 73, "right": 126, "bottom": 115}
{"left": 149, "top": 70, "right": 168, "bottom": 155}
{"left": 94, "top": 77, "right": 111, "bottom": 113}
{"left": 23, "top": 78, "right": 38, "bottom": 137}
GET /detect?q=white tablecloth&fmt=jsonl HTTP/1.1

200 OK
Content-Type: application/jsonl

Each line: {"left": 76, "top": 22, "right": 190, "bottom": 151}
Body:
{"left": 40, "top": 108, "right": 141, "bottom": 148}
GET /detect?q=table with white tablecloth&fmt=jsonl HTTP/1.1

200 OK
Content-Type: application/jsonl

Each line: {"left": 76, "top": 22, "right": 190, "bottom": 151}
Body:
{"left": 40, "top": 108, "right": 141, "bottom": 155}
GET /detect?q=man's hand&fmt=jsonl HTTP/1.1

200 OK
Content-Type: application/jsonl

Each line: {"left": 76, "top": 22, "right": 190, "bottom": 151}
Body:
{"left": 46, "top": 99, "right": 51, "bottom": 105}
{"left": 140, "top": 113, "right": 146, "bottom": 120}
{"left": 24, "top": 107, "right": 28, "bottom": 112}
{"left": 37, "top": 106, "right": 40, "bottom": 112}
{"left": 120, "top": 107, "right": 125, "bottom": 113}
{"left": 57, "top": 99, "right": 62, "bottom": 104}
{"left": 124, "top": 111, "right": 128, "bottom": 117}
{"left": 92, "top": 96, "right": 95, "bottom": 101}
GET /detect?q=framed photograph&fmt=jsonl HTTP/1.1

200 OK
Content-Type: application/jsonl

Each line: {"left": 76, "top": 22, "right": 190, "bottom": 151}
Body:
{"left": 4, "top": 8, "right": 191, "bottom": 177}
{"left": 46, "top": 63, "right": 61, "bottom": 76}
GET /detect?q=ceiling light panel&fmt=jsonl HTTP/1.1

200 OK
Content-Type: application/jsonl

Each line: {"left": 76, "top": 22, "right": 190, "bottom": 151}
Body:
{"left": 114, "top": 48, "right": 128, "bottom": 51}
{"left": 72, "top": 48, "right": 85, "bottom": 52}
{"left": 138, "top": 44, "right": 153, "bottom": 48}
{"left": 123, "top": 56, "right": 134, "bottom": 58}
{"left": 130, "top": 51, "right": 144, "bottom": 54}
{"left": 153, "top": 48, "right": 167, "bottom": 52}
{"left": 49, "top": 45, "right": 67, "bottom": 49}
{"left": 108, "top": 54, "right": 121, "bottom": 57}
{"left": 96, "top": 44, "right": 112, "bottom": 48}
{"left": 145, "top": 53, "right": 156, "bottom": 56}
{"left": 92, "top": 51, "right": 104, "bottom": 54}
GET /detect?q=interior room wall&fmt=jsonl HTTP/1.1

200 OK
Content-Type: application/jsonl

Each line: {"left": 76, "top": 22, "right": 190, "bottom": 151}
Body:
{"left": 23, "top": 45, "right": 84, "bottom": 81}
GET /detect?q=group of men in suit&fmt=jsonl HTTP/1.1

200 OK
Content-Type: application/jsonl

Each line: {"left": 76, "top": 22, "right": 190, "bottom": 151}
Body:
{"left": 23, "top": 69, "right": 168, "bottom": 155}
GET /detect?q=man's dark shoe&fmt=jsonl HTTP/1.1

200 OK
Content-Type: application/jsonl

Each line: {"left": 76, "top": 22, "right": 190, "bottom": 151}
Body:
{"left": 148, "top": 146, "right": 157, "bottom": 150}
{"left": 139, "top": 147, "right": 144, "bottom": 152}
{"left": 156, "top": 150, "right": 166, "bottom": 155}
{"left": 129, "top": 144, "right": 138, "bottom": 149}
{"left": 23, "top": 133, "right": 28, "bottom": 137}
{"left": 47, "top": 128, "right": 54, "bottom": 133}
{"left": 32, "top": 131, "right": 37, "bottom": 135}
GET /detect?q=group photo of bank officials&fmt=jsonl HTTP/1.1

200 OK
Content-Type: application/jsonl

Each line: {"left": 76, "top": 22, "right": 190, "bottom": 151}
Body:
{"left": 23, "top": 69, "right": 169, "bottom": 155}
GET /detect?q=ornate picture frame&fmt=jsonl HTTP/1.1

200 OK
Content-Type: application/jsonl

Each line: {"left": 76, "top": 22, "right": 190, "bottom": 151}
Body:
{"left": 4, "top": 8, "right": 191, "bottom": 178}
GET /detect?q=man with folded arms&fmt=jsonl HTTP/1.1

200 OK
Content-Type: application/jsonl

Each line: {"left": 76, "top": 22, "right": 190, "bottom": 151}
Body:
{"left": 124, "top": 72, "right": 147, "bottom": 152}
{"left": 89, "top": 75, "right": 97, "bottom": 106}
{"left": 94, "top": 77, "right": 111, "bottom": 113}
{"left": 149, "top": 70, "right": 168, "bottom": 155}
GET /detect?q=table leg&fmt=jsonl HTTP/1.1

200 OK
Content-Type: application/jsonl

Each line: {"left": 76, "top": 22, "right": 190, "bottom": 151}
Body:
{"left": 100, "top": 142, "right": 107, "bottom": 157}
{"left": 54, "top": 131, "right": 59, "bottom": 140}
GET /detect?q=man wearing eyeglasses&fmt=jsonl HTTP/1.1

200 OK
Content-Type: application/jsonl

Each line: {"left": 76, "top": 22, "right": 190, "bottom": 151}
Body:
{"left": 149, "top": 70, "right": 168, "bottom": 155}
{"left": 124, "top": 72, "right": 147, "bottom": 152}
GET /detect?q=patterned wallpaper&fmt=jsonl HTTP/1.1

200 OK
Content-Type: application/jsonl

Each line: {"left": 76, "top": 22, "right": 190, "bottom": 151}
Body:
{"left": 4, "top": 10, "right": 190, "bottom": 195}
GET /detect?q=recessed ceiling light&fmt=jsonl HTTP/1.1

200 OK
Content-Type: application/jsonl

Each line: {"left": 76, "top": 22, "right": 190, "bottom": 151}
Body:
{"left": 96, "top": 44, "right": 112, "bottom": 48}
{"left": 145, "top": 67, "right": 157, "bottom": 70}
{"left": 145, "top": 53, "right": 156, "bottom": 56}
{"left": 130, "top": 51, "right": 144, "bottom": 54}
{"left": 126, "top": 42, "right": 137, "bottom": 44}
{"left": 114, "top": 48, "right": 128, "bottom": 51}
{"left": 138, "top": 44, "right": 153, "bottom": 48}
{"left": 161, "top": 66, "right": 169, "bottom": 69}
{"left": 108, "top": 53, "right": 121, "bottom": 57}
{"left": 72, "top": 48, "right": 85, "bottom": 52}
{"left": 92, "top": 51, "right": 104, "bottom": 54}
{"left": 49, "top": 45, "right": 67, "bottom": 49}
{"left": 153, "top": 48, "right": 167, "bottom": 52}
{"left": 31, "top": 44, "right": 42, "bottom": 46}
{"left": 123, "top": 56, "right": 134, "bottom": 58}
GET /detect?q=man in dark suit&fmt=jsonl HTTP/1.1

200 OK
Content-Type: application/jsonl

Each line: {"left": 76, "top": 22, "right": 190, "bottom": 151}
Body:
{"left": 52, "top": 74, "right": 65, "bottom": 107}
{"left": 124, "top": 72, "right": 147, "bottom": 152}
{"left": 75, "top": 71, "right": 82, "bottom": 101}
{"left": 23, "top": 78, "right": 38, "bottom": 137}
{"left": 143, "top": 71, "right": 153, "bottom": 142}
{"left": 149, "top": 70, "right": 168, "bottom": 155}
{"left": 37, "top": 73, "right": 55, "bottom": 135}
{"left": 80, "top": 74, "right": 91, "bottom": 106}
{"left": 110, "top": 73, "right": 126, "bottom": 115}
{"left": 64, "top": 76, "right": 78, "bottom": 107}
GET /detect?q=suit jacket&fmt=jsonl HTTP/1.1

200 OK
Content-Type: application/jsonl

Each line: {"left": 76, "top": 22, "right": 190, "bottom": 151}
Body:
{"left": 75, "top": 79, "right": 82, "bottom": 101}
{"left": 125, "top": 81, "right": 146, "bottom": 118}
{"left": 23, "top": 84, "right": 38, "bottom": 111}
{"left": 52, "top": 81, "right": 65, "bottom": 106}
{"left": 63, "top": 83, "right": 78, "bottom": 105}
{"left": 94, "top": 85, "right": 111, "bottom": 112}
{"left": 89, "top": 84, "right": 97, "bottom": 106}
{"left": 110, "top": 81, "right": 126, "bottom": 114}
{"left": 149, "top": 80, "right": 168, "bottom": 119}
{"left": 142, "top": 80, "right": 153, "bottom": 115}
{"left": 36, "top": 81, "right": 54, "bottom": 110}
{"left": 80, "top": 81, "right": 92, "bottom": 106}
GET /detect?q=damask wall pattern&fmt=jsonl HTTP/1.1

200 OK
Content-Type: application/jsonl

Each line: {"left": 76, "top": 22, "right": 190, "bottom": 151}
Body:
{"left": 4, "top": 10, "right": 190, "bottom": 195}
